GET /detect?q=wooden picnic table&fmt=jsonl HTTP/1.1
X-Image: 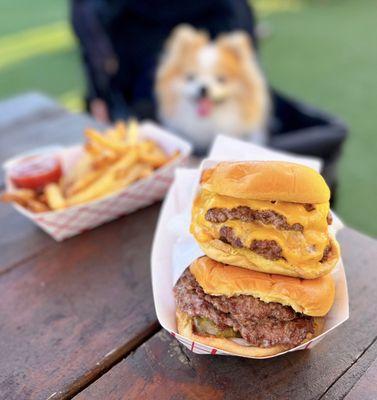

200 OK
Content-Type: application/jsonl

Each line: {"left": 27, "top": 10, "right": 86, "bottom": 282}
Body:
{"left": 0, "top": 93, "right": 376, "bottom": 400}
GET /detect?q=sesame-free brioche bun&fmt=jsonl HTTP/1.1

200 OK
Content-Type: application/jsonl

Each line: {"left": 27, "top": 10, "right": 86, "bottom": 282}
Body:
{"left": 201, "top": 161, "right": 330, "bottom": 204}
{"left": 190, "top": 256, "right": 335, "bottom": 316}
{"left": 176, "top": 310, "right": 324, "bottom": 358}
{"left": 197, "top": 235, "right": 340, "bottom": 280}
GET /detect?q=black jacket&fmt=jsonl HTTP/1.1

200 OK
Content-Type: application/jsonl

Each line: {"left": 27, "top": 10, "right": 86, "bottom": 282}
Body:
{"left": 70, "top": 0, "right": 257, "bottom": 119}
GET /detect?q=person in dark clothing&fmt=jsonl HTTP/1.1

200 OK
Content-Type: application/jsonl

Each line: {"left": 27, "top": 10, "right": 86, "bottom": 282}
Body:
{"left": 71, "top": 0, "right": 347, "bottom": 197}
{"left": 70, "top": 0, "right": 258, "bottom": 122}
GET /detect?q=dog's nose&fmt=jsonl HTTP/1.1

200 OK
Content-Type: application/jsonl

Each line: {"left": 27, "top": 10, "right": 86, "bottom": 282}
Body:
{"left": 198, "top": 85, "right": 208, "bottom": 98}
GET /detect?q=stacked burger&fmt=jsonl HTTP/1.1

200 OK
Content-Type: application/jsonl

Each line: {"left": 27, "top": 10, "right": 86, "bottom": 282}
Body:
{"left": 174, "top": 161, "right": 340, "bottom": 356}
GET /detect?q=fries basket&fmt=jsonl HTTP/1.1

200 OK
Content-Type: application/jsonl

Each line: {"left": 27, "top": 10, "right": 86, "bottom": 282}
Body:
{"left": 151, "top": 136, "right": 349, "bottom": 359}
{"left": 4, "top": 122, "right": 192, "bottom": 241}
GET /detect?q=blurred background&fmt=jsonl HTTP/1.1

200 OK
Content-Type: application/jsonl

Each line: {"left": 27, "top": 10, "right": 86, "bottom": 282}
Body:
{"left": 0, "top": 0, "right": 376, "bottom": 236}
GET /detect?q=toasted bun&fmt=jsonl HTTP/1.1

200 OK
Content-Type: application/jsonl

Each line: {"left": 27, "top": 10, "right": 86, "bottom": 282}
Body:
{"left": 176, "top": 310, "right": 324, "bottom": 358}
{"left": 190, "top": 256, "right": 335, "bottom": 316}
{"left": 197, "top": 235, "right": 340, "bottom": 280}
{"left": 201, "top": 161, "right": 330, "bottom": 204}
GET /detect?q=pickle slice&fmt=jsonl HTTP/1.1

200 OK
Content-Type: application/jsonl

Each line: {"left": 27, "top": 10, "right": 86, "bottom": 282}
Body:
{"left": 193, "top": 317, "right": 240, "bottom": 338}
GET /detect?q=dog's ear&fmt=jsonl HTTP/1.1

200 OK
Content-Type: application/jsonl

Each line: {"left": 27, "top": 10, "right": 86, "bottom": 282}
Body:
{"left": 217, "top": 31, "right": 256, "bottom": 63}
{"left": 164, "top": 24, "right": 209, "bottom": 58}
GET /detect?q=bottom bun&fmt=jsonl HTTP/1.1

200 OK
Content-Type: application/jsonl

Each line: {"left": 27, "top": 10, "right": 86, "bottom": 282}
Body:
{"left": 176, "top": 310, "right": 324, "bottom": 358}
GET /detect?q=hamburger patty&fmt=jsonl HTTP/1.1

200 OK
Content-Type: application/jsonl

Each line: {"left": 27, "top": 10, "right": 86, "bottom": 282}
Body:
{"left": 219, "top": 226, "right": 244, "bottom": 249}
{"left": 250, "top": 239, "right": 284, "bottom": 261}
{"left": 219, "top": 226, "right": 331, "bottom": 263}
{"left": 174, "top": 268, "right": 314, "bottom": 348}
{"left": 327, "top": 212, "right": 333, "bottom": 225}
{"left": 320, "top": 244, "right": 332, "bottom": 263}
{"left": 304, "top": 203, "right": 316, "bottom": 212}
{"left": 219, "top": 226, "right": 283, "bottom": 261}
{"left": 205, "top": 207, "right": 304, "bottom": 232}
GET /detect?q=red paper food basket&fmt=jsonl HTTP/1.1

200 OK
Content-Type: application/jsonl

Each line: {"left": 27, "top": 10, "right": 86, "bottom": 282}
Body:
{"left": 4, "top": 122, "right": 192, "bottom": 241}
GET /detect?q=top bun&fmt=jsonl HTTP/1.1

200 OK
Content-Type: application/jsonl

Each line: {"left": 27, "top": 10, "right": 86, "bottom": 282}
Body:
{"left": 190, "top": 256, "right": 335, "bottom": 317}
{"left": 201, "top": 161, "right": 330, "bottom": 204}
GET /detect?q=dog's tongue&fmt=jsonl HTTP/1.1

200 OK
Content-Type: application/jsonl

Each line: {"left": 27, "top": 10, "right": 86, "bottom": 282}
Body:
{"left": 197, "top": 98, "right": 213, "bottom": 117}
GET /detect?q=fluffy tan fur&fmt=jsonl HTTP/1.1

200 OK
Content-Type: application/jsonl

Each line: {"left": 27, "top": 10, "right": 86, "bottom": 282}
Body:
{"left": 155, "top": 24, "right": 269, "bottom": 139}
{"left": 215, "top": 33, "right": 268, "bottom": 127}
{"left": 156, "top": 25, "right": 209, "bottom": 117}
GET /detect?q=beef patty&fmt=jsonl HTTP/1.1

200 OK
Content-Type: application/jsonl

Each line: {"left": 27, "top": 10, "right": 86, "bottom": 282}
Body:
{"left": 205, "top": 207, "right": 304, "bottom": 232}
{"left": 218, "top": 226, "right": 331, "bottom": 263}
{"left": 174, "top": 268, "right": 314, "bottom": 348}
{"left": 219, "top": 226, "right": 284, "bottom": 261}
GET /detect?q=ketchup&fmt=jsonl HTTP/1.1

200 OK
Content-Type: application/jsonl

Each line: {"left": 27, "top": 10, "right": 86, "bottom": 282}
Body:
{"left": 9, "top": 155, "right": 62, "bottom": 191}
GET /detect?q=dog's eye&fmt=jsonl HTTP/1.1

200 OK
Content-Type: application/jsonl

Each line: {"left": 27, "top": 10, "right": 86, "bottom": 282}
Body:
{"left": 216, "top": 75, "right": 227, "bottom": 84}
{"left": 185, "top": 73, "right": 195, "bottom": 81}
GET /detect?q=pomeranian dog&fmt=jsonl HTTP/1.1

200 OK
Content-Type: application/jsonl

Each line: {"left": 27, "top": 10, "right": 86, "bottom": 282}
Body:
{"left": 155, "top": 25, "right": 270, "bottom": 152}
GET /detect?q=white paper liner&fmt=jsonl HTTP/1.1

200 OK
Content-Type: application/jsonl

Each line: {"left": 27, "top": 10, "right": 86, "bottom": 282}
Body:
{"left": 3, "top": 122, "right": 192, "bottom": 241}
{"left": 151, "top": 135, "right": 349, "bottom": 359}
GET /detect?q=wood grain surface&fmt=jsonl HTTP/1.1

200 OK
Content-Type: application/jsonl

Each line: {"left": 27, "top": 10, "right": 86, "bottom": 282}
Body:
{"left": 0, "top": 204, "right": 161, "bottom": 400}
{"left": 344, "top": 357, "right": 377, "bottom": 400}
{"left": 0, "top": 203, "right": 54, "bottom": 273}
{"left": 1, "top": 94, "right": 376, "bottom": 400}
{"left": 75, "top": 228, "right": 377, "bottom": 400}
{"left": 0, "top": 92, "right": 62, "bottom": 131}
{"left": 0, "top": 95, "right": 160, "bottom": 399}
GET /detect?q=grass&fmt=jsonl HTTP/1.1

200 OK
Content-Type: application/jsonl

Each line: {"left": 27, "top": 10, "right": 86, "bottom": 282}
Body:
{"left": 0, "top": 0, "right": 84, "bottom": 110}
{"left": 0, "top": 0, "right": 67, "bottom": 35}
{"left": 0, "top": 0, "right": 376, "bottom": 235}
{"left": 255, "top": 0, "right": 377, "bottom": 235}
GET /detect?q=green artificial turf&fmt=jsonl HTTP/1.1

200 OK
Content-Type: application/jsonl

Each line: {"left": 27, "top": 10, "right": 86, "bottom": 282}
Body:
{"left": 0, "top": 0, "right": 375, "bottom": 235}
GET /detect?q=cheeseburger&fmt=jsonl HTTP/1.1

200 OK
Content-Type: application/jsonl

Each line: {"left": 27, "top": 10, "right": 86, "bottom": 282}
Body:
{"left": 191, "top": 161, "right": 340, "bottom": 279}
{"left": 174, "top": 257, "right": 335, "bottom": 357}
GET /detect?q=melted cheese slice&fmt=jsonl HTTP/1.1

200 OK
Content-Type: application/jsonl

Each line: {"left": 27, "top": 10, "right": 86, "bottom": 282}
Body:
{"left": 191, "top": 190, "right": 330, "bottom": 268}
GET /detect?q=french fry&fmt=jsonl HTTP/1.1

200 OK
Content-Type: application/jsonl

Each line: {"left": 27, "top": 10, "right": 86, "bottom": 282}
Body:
{"left": 0, "top": 189, "right": 35, "bottom": 205}
{"left": 62, "top": 153, "right": 93, "bottom": 190}
{"left": 114, "top": 162, "right": 152, "bottom": 181}
{"left": 138, "top": 164, "right": 153, "bottom": 179}
{"left": 26, "top": 199, "right": 49, "bottom": 213}
{"left": 38, "top": 193, "right": 48, "bottom": 204}
{"left": 66, "top": 150, "right": 138, "bottom": 206}
{"left": 139, "top": 144, "right": 169, "bottom": 168}
{"left": 105, "top": 127, "right": 117, "bottom": 140}
{"left": 91, "top": 154, "right": 119, "bottom": 170}
{"left": 64, "top": 168, "right": 105, "bottom": 197}
{"left": 126, "top": 119, "right": 139, "bottom": 145}
{"left": 116, "top": 163, "right": 152, "bottom": 188}
{"left": 85, "top": 128, "right": 129, "bottom": 154}
{"left": 115, "top": 121, "right": 127, "bottom": 141}
{"left": 65, "top": 173, "right": 116, "bottom": 206}
{"left": 45, "top": 183, "right": 66, "bottom": 210}
{"left": 107, "top": 121, "right": 127, "bottom": 142}
{"left": 0, "top": 189, "right": 50, "bottom": 212}
{"left": 1, "top": 120, "right": 175, "bottom": 214}
{"left": 84, "top": 141, "right": 104, "bottom": 158}
{"left": 137, "top": 140, "right": 154, "bottom": 153}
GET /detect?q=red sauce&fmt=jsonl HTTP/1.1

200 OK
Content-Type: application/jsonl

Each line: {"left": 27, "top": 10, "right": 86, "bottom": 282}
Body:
{"left": 9, "top": 155, "right": 62, "bottom": 190}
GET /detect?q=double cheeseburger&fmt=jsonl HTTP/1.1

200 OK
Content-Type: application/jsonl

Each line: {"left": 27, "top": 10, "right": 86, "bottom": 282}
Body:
{"left": 174, "top": 256, "right": 335, "bottom": 357}
{"left": 191, "top": 161, "right": 340, "bottom": 279}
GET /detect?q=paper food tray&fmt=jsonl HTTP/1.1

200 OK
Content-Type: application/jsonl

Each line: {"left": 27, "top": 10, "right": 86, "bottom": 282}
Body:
{"left": 4, "top": 122, "right": 192, "bottom": 241}
{"left": 151, "top": 135, "right": 349, "bottom": 359}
